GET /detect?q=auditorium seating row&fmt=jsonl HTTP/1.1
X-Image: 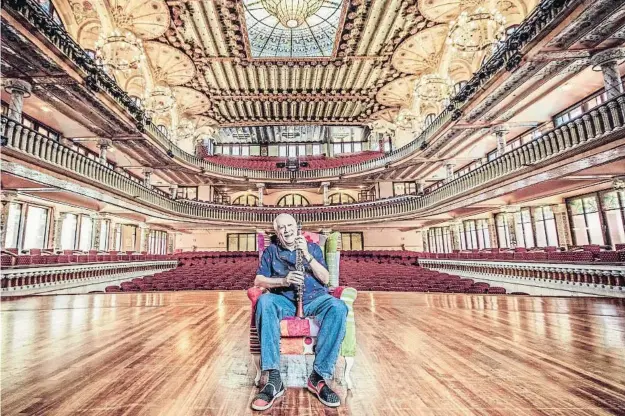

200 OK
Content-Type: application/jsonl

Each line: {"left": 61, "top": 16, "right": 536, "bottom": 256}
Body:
{"left": 104, "top": 252, "right": 509, "bottom": 295}
{"left": 1, "top": 250, "right": 172, "bottom": 268}
{"left": 204, "top": 152, "right": 382, "bottom": 171}
{"left": 420, "top": 245, "right": 625, "bottom": 263}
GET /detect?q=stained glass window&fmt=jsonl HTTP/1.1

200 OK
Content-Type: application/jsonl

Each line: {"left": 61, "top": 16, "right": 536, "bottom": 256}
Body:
{"left": 243, "top": 0, "right": 343, "bottom": 58}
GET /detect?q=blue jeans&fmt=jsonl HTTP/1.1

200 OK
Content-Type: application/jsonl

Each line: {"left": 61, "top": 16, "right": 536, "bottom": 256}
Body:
{"left": 255, "top": 293, "right": 348, "bottom": 380}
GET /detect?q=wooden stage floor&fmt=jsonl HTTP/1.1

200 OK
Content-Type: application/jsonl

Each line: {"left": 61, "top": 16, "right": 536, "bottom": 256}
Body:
{"left": 2, "top": 291, "right": 625, "bottom": 416}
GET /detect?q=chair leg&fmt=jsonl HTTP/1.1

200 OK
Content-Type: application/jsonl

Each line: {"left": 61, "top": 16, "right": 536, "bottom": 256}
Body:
{"left": 344, "top": 356, "right": 354, "bottom": 390}
{"left": 253, "top": 354, "right": 261, "bottom": 387}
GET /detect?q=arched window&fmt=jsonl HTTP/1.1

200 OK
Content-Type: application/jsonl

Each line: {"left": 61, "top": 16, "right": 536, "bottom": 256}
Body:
{"left": 453, "top": 81, "right": 468, "bottom": 95}
{"left": 423, "top": 113, "right": 436, "bottom": 128}
{"left": 328, "top": 192, "right": 356, "bottom": 205}
{"left": 233, "top": 194, "right": 258, "bottom": 206}
{"left": 277, "top": 194, "right": 310, "bottom": 207}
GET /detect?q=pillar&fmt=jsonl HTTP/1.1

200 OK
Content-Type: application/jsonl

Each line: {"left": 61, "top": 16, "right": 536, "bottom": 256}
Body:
{"left": 169, "top": 184, "right": 178, "bottom": 199}
{"left": 112, "top": 223, "right": 122, "bottom": 251}
{"left": 97, "top": 138, "right": 112, "bottom": 163}
{"left": 487, "top": 213, "right": 498, "bottom": 249}
{"left": 421, "top": 228, "right": 430, "bottom": 252}
{"left": 592, "top": 48, "right": 625, "bottom": 99}
{"left": 445, "top": 160, "right": 456, "bottom": 183}
{"left": 494, "top": 125, "right": 509, "bottom": 157}
{"left": 503, "top": 206, "right": 519, "bottom": 249}
{"left": 139, "top": 223, "right": 150, "bottom": 253}
{"left": 600, "top": 61, "right": 622, "bottom": 99}
{"left": 3, "top": 79, "right": 32, "bottom": 122}
{"left": 91, "top": 214, "right": 103, "bottom": 251}
{"left": 256, "top": 183, "right": 265, "bottom": 206}
{"left": 52, "top": 212, "right": 66, "bottom": 252}
{"left": 416, "top": 179, "right": 425, "bottom": 195}
{"left": 143, "top": 168, "right": 153, "bottom": 188}
{"left": 167, "top": 232, "right": 177, "bottom": 254}
{"left": 321, "top": 182, "right": 330, "bottom": 205}
{"left": 552, "top": 203, "right": 572, "bottom": 248}
{"left": 450, "top": 221, "right": 462, "bottom": 251}
{"left": 1, "top": 191, "right": 17, "bottom": 247}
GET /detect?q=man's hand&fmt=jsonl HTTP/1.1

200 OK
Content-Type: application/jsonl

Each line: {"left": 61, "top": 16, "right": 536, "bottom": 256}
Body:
{"left": 295, "top": 236, "right": 310, "bottom": 257}
{"left": 285, "top": 270, "right": 305, "bottom": 286}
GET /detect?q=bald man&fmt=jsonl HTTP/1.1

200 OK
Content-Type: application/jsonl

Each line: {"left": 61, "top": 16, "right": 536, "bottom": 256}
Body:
{"left": 251, "top": 214, "right": 348, "bottom": 411}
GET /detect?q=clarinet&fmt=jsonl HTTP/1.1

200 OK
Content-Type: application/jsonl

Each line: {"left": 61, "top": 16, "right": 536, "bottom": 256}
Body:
{"left": 295, "top": 222, "right": 305, "bottom": 318}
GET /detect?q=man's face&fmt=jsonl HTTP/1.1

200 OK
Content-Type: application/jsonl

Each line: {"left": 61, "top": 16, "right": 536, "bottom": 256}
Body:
{"left": 275, "top": 215, "right": 297, "bottom": 247}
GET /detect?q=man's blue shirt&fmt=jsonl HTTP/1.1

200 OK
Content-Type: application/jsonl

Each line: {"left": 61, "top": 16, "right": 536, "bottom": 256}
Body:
{"left": 256, "top": 242, "right": 328, "bottom": 305}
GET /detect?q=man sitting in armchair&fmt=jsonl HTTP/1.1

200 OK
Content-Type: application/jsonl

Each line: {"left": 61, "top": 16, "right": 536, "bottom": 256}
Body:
{"left": 251, "top": 213, "right": 348, "bottom": 411}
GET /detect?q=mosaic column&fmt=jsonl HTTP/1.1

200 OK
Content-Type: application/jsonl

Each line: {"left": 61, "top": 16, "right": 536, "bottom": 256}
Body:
{"left": 97, "top": 138, "right": 112, "bottom": 163}
{"left": 416, "top": 179, "right": 425, "bottom": 195}
{"left": 1, "top": 191, "right": 17, "bottom": 247}
{"left": 552, "top": 203, "right": 572, "bottom": 248}
{"left": 91, "top": 214, "right": 103, "bottom": 251}
{"left": 494, "top": 125, "right": 509, "bottom": 157}
{"left": 504, "top": 206, "right": 519, "bottom": 249}
{"left": 111, "top": 223, "right": 121, "bottom": 251}
{"left": 600, "top": 61, "right": 623, "bottom": 99}
{"left": 592, "top": 48, "right": 625, "bottom": 99}
{"left": 3, "top": 79, "right": 32, "bottom": 122}
{"left": 256, "top": 183, "right": 265, "bottom": 206}
{"left": 52, "top": 212, "right": 67, "bottom": 252}
{"left": 143, "top": 168, "right": 153, "bottom": 188}
{"left": 167, "top": 232, "right": 176, "bottom": 254}
{"left": 488, "top": 213, "right": 498, "bottom": 249}
{"left": 445, "top": 160, "right": 456, "bottom": 183}
{"left": 321, "top": 182, "right": 330, "bottom": 205}
{"left": 450, "top": 222, "right": 462, "bottom": 251}
{"left": 139, "top": 223, "right": 150, "bottom": 253}
{"left": 422, "top": 228, "right": 430, "bottom": 252}
{"left": 169, "top": 184, "right": 178, "bottom": 200}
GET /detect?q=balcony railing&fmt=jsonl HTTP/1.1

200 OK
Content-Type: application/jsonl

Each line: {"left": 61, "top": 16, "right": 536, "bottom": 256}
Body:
{"left": 420, "top": 258, "right": 625, "bottom": 297}
{"left": 1, "top": 260, "right": 177, "bottom": 294}
{"left": 1, "top": 0, "right": 577, "bottom": 181}
{"left": 3, "top": 91, "right": 625, "bottom": 224}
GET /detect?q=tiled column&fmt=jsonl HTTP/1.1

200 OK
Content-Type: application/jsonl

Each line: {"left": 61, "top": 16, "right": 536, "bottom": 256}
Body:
{"left": 321, "top": 182, "right": 330, "bottom": 205}
{"left": 169, "top": 185, "right": 178, "bottom": 200}
{"left": 488, "top": 213, "right": 498, "bottom": 249}
{"left": 167, "top": 232, "right": 177, "bottom": 254}
{"left": 445, "top": 160, "right": 455, "bottom": 183}
{"left": 139, "top": 223, "right": 150, "bottom": 253}
{"left": 91, "top": 215, "right": 103, "bottom": 251}
{"left": 592, "top": 48, "right": 625, "bottom": 99}
{"left": 450, "top": 222, "right": 462, "bottom": 251}
{"left": 256, "top": 183, "right": 265, "bottom": 206}
{"left": 553, "top": 203, "right": 572, "bottom": 248}
{"left": 1, "top": 191, "right": 17, "bottom": 247}
{"left": 143, "top": 168, "right": 153, "bottom": 188}
{"left": 97, "top": 139, "right": 112, "bottom": 163}
{"left": 52, "top": 212, "right": 66, "bottom": 252}
{"left": 422, "top": 228, "right": 430, "bottom": 252}
{"left": 3, "top": 79, "right": 32, "bottom": 122}
{"left": 416, "top": 179, "right": 425, "bottom": 195}
{"left": 504, "top": 206, "right": 519, "bottom": 249}
{"left": 494, "top": 125, "right": 509, "bottom": 157}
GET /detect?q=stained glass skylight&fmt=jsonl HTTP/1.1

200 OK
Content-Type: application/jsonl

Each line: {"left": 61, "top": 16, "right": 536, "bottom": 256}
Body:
{"left": 242, "top": 0, "right": 344, "bottom": 58}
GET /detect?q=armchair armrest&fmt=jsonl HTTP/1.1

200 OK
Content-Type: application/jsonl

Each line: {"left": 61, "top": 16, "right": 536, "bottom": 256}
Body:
{"left": 330, "top": 286, "right": 357, "bottom": 357}
{"left": 247, "top": 286, "right": 267, "bottom": 325}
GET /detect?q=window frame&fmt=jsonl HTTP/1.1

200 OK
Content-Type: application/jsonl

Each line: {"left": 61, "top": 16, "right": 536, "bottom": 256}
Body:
{"left": 277, "top": 193, "right": 310, "bottom": 207}
{"left": 341, "top": 232, "right": 364, "bottom": 251}
{"left": 226, "top": 233, "right": 257, "bottom": 252}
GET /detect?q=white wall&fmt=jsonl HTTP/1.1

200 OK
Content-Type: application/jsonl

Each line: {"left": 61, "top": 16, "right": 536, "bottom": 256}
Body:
{"left": 361, "top": 229, "right": 423, "bottom": 251}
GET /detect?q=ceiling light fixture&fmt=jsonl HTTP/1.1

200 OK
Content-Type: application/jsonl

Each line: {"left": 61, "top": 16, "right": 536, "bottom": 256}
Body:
{"left": 95, "top": 30, "right": 146, "bottom": 72}
{"left": 446, "top": 7, "right": 506, "bottom": 53}
{"left": 143, "top": 86, "right": 176, "bottom": 118}
{"left": 260, "top": 0, "right": 324, "bottom": 28}
{"left": 415, "top": 73, "right": 453, "bottom": 103}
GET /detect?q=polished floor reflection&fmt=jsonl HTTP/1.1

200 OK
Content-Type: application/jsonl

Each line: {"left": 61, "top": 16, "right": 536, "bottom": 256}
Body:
{"left": 2, "top": 292, "right": 625, "bottom": 415}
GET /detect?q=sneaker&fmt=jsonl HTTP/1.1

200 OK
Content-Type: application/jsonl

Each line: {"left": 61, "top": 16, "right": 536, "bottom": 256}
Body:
{"left": 307, "top": 373, "right": 341, "bottom": 407}
{"left": 251, "top": 380, "right": 285, "bottom": 411}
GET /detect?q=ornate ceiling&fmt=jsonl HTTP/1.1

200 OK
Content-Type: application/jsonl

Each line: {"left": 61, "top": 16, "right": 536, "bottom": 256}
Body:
{"left": 53, "top": 0, "right": 538, "bottom": 136}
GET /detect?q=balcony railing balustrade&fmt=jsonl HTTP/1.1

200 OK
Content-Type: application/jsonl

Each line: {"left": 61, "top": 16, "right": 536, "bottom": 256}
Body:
{"left": 1, "top": 0, "right": 577, "bottom": 181}
{"left": 3, "top": 91, "right": 625, "bottom": 224}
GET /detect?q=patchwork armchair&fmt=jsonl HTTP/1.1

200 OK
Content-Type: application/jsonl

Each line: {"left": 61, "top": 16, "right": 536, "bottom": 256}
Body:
{"left": 247, "top": 232, "right": 357, "bottom": 389}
